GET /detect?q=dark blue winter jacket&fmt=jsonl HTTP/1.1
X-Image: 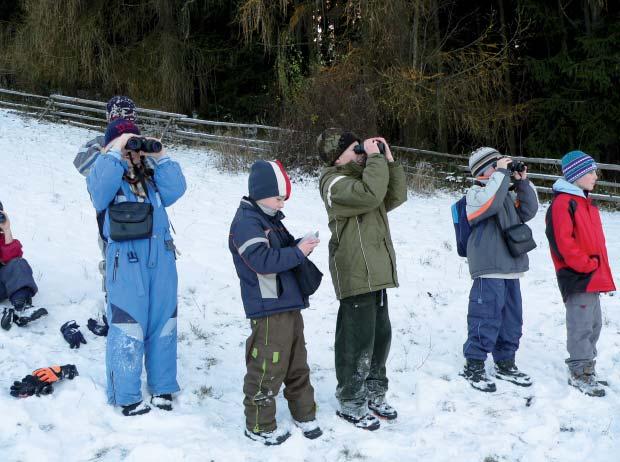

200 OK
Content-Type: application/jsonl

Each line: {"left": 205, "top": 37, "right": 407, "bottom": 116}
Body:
{"left": 229, "top": 198, "right": 308, "bottom": 319}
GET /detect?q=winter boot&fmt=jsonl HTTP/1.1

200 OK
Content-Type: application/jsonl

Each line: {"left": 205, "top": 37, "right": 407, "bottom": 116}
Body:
{"left": 122, "top": 400, "right": 151, "bottom": 416}
{"left": 460, "top": 359, "right": 496, "bottom": 392}
{"left": 150, "top": 393, "right": 173, "bottom": 411}
{"left": 568, "top": 368, "right": 605, "bottom": 397}
{"left": 294, "top": 419, "right": 323, "bottom": 439}
{"left": 494, "top": 359, "right": 533, "bottom": 387}
{"left": 1, "top": 307, "right": 15, "bottom": 331}
{"left": 244, "top": 428, "right": 291, "bottom": 446}
{"left": 336, "top": 411, "right": 381, "bottom": 431}
{"left": 368, "top": 397, "right": 398, "bottom": 420}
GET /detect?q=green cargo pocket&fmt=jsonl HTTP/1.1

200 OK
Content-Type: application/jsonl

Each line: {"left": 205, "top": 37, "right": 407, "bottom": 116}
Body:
{"left": 272, "top": 351, "right": 280, "bottom": 364}
{"left": 252, "top": 347, "right": 258, "bottom": 359}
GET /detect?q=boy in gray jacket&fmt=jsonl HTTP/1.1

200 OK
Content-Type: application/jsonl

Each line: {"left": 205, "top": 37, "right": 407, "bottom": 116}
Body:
{"left": 461, "top": 147, "right": 539, "bottom": 392}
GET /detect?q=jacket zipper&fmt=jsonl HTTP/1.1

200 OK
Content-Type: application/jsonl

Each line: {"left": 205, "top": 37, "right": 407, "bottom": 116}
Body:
{"left": 333, "top": 220, "right": 342, "bottom": 298}
{"left": 356, "top": 216, "right": 372, "bottom": 291}
{"left": 113, "top": 249, "right": 119, "bottom": 282}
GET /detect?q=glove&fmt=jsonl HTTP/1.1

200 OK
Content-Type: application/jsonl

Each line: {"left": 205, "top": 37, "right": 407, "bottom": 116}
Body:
{"left": 87, "top": 314, "right": 109, "bottom": 336}
{"left": 10, "top": 375, "right": 54, "bottom": 398}
{"left": 32, "top": 364, "right": 79, "bottom": 383}
{"left": 60, "top": 321, "right": 87, "bottom": 349}
{"left": 1, "top": 307, "right": 15, "bottom": 331}
{"left": 13, "top": 308, "right": 48, "bottom": 327}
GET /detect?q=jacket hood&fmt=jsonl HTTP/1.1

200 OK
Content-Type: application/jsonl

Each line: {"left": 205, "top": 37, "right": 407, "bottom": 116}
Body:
{"left": 552, "top": 178, "right": 586, "bottom": 198}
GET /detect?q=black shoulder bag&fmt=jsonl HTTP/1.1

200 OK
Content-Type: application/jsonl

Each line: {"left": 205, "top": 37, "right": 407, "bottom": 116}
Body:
{"left": 108, "top": 175, "right": 154, "bottom": 241}
{"left": 500, "top": 196, "right": 536, "bottom": 257}
{"left": 293, "top": 258, "right": 324, "bottom": 296}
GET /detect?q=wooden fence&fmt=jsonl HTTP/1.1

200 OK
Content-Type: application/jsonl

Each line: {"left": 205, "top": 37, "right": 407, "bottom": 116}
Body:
{"left": 1, "top": 87, "right": 619, "bottom": 203}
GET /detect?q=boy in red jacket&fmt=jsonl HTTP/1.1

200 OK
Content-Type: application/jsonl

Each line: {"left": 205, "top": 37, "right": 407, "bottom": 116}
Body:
{"left": 0, "top": 204, "right": 40, "bottom": 330}
{"left": 545, "top": 151, "right": 616, "bottom": 397}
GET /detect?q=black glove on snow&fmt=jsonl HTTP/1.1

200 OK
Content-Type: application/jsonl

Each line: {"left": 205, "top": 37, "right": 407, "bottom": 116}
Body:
{"left": 10, "top": 375, "right": 54, "bottom": 398}
{"left": 14, "top": 308, "right": 48, "bottom": 327}
{"left": 1, "top": 307, "right": 15, "bottom": 331}
{"left": 87, "top": 314, "right": 109, "bottom": 337}
{"left": 60, "top": 321, "right": 87, "bottom": 349}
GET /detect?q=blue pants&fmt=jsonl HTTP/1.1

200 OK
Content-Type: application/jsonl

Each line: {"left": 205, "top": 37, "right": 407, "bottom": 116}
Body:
{"left": 463, "top": 278, "right": 523, "bottom": 362}
{"left": 0, "top": 258, "right": 38, "bottom": 305}
{"left": 105, "top": 237, "right": 179, "bottom": 406}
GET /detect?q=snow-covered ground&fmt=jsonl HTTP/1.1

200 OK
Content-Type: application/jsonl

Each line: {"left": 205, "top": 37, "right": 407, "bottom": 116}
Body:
{"left": 0, "top": 109, "right": 619, "bottom": 462}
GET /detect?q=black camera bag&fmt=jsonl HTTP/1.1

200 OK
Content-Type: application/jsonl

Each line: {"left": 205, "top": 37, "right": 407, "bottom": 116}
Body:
{"left": 293, "top": 258, "right": 323, "bottom": 296}
{"left": 503, "top": 223, "right": 536, "bottom": 257}
{"left": 108, "top": 202, "right": 153, "bottom": 241}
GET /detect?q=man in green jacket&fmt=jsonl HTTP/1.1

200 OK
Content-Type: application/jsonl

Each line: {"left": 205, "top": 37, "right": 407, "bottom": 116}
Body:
{"left": 317, "top": 129, "right": 407, "bottom": 430}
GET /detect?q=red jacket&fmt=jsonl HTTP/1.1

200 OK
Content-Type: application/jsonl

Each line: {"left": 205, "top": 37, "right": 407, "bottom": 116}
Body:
{"left": 545, "top": 180, "right": 616, "bottom": 301}
{"left": 0, "top": 233, "right": 23, "bottom": 265}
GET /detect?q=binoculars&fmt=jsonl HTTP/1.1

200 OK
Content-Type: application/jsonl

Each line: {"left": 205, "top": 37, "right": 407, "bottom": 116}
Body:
{"left": 492, "top": 159, "right": 527, "bottom": 174}
{"left": 0, "top": 201, "right": 5, "bottom": 224}
{"left": 125, "top": 137, "right": 162, "bottom": 153}
{"left": 354, "top": 140, "right": 386, "bottom": 156}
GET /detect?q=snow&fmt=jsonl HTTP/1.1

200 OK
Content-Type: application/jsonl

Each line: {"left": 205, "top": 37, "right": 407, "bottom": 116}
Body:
{"left": 1, "top": 109, "right": 619, "bottom": 462}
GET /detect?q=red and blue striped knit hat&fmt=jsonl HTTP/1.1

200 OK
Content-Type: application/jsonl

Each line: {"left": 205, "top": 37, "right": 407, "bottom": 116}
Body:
{"left": 248, "top": 160, "right": 292, "bottom": 201}
{"left": 561, "top": 150, "right": 597, "bottom": 183}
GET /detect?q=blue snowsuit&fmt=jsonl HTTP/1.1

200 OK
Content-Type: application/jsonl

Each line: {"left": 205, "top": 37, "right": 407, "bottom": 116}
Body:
{"left": 87, "top": 150, "right": 186, "bottom": 406}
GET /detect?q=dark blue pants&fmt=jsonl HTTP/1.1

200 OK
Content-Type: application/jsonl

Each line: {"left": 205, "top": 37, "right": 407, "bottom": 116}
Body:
{"left": 463, "top": 278, "right": 523, "bottom": 362}
{"left": 0, "top": 258, "right": 38, "bottom": 306}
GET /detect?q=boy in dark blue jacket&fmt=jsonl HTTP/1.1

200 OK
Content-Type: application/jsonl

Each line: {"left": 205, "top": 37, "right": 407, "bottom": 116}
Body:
{"left": 229, "top": 160, "right": 322, "bottom": 445}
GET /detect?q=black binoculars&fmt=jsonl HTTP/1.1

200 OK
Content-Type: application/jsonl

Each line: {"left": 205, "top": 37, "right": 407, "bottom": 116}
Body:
{"left": 125, "top": 137, "right": 162, "bottom": 153}
{"left": 354, "top": 140, "right": 386, "bottom": 156}
{"left": 508, "top": 161, "right": 526, "bottom": 173}
{"left": 0, "top": 201, "right": 5, "bottom": 224}
{"left": 492, "top": 159, "right": 527, "bottom": 173}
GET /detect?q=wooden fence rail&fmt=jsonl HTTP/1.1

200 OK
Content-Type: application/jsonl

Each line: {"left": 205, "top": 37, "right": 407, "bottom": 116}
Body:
{"left": 1, "top": 87, "right": 618, "bottom": 203}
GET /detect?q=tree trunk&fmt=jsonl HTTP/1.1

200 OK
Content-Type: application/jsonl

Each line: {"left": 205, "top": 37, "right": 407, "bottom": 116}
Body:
{"left": 498, "top": 0, "right": 517, "bottom": 155}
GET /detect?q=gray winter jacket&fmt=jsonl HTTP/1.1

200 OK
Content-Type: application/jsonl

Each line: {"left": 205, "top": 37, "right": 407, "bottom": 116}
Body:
{"left": 74, "top": 135, "right": 105, "bottom": 177}
{"left": 465, "top": 168, "right": 538, "bottom": 278}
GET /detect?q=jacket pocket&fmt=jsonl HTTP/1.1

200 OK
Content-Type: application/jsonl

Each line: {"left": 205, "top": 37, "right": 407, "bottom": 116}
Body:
{"left": 557, "top": 267, "right": 595, "bottom": 301}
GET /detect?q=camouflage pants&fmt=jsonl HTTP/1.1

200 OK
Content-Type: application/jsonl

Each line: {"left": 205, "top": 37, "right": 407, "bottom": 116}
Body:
{"left": 243, "top": 310, "right": 316, "bottom": 433}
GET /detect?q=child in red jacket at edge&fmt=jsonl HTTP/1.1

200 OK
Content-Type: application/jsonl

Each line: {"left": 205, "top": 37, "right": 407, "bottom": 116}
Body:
{"left": 0, "top": 202, "right": 42, "bottom": 330}
{"left": 545, "top": 151, "right": 616, "bottom": 397}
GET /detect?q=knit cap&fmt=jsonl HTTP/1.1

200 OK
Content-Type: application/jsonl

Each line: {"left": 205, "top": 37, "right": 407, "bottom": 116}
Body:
{"left": 561, "top": 150, "right": 597, "bottom": 183}
{"left": 248, "top": 160, "right": 292, "bottom": 201}
{"left": 469, "top": 147, "right": 503, "bottom": 177}
{"left": 104, "top": 118, "right": 141, "bottom": 146}
{"left": 316, "top": 128, "right": 360, "bottom": 165}
{"left": 106, "top": 96, "right": 136, "bottom": 121}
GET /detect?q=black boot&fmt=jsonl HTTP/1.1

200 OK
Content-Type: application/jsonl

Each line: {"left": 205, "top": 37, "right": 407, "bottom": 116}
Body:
{"left": 122, "top": 401, "right": 151, "bottom": 416}
{"left": 494, "top": 359, "right": 533, "bottom": 387}
{"left": 460, "top": 359, "right": 496, "bottom": 392}
{"left": 150, "top": 393, "right": 173, "bottom": 411}
{"left": 244, "top": 428, "right": 291, "bottom": 445}
{"left": 336, "top": 411, "right": 381, "bottom": 431}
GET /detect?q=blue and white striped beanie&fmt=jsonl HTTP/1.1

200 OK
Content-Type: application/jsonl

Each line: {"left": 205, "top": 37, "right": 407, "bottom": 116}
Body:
{"left": 248, "top": 160, "right": 292, "bottom": 201}
{"left": 561, "top": 151, "right": 596, "bottom": 183}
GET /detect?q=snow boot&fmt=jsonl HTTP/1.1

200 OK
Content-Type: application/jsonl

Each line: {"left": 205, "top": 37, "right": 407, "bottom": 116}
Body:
{"left": 568, "top": 369, "right": 605, "bottom": 397}
{"left": 460, "top": 359, "right": 496, "bottom": 392}
{"left": 122, "top": 400, "right": 151, "bottom": 416}
{"left": 336, "top": 411, "right": 381, "bottom": 431}
{"left": 244, "top": 428, "right": 291, "bottom": 446}
{"left": 494, "top": 359, "right": 533, "bottom": 387}
{"left": 150, "top": 393, "right": 173, "bottom": 411}
{"left": 368, "top": 397, "right": 398, "bottom": 420}
{"left": 294, "top": 419, "right": 323, "bottom": 439}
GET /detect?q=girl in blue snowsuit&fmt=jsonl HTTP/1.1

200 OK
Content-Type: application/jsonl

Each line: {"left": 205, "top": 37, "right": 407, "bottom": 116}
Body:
{"left": 87, "top": 119, "right": 186, "bottom": 415}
